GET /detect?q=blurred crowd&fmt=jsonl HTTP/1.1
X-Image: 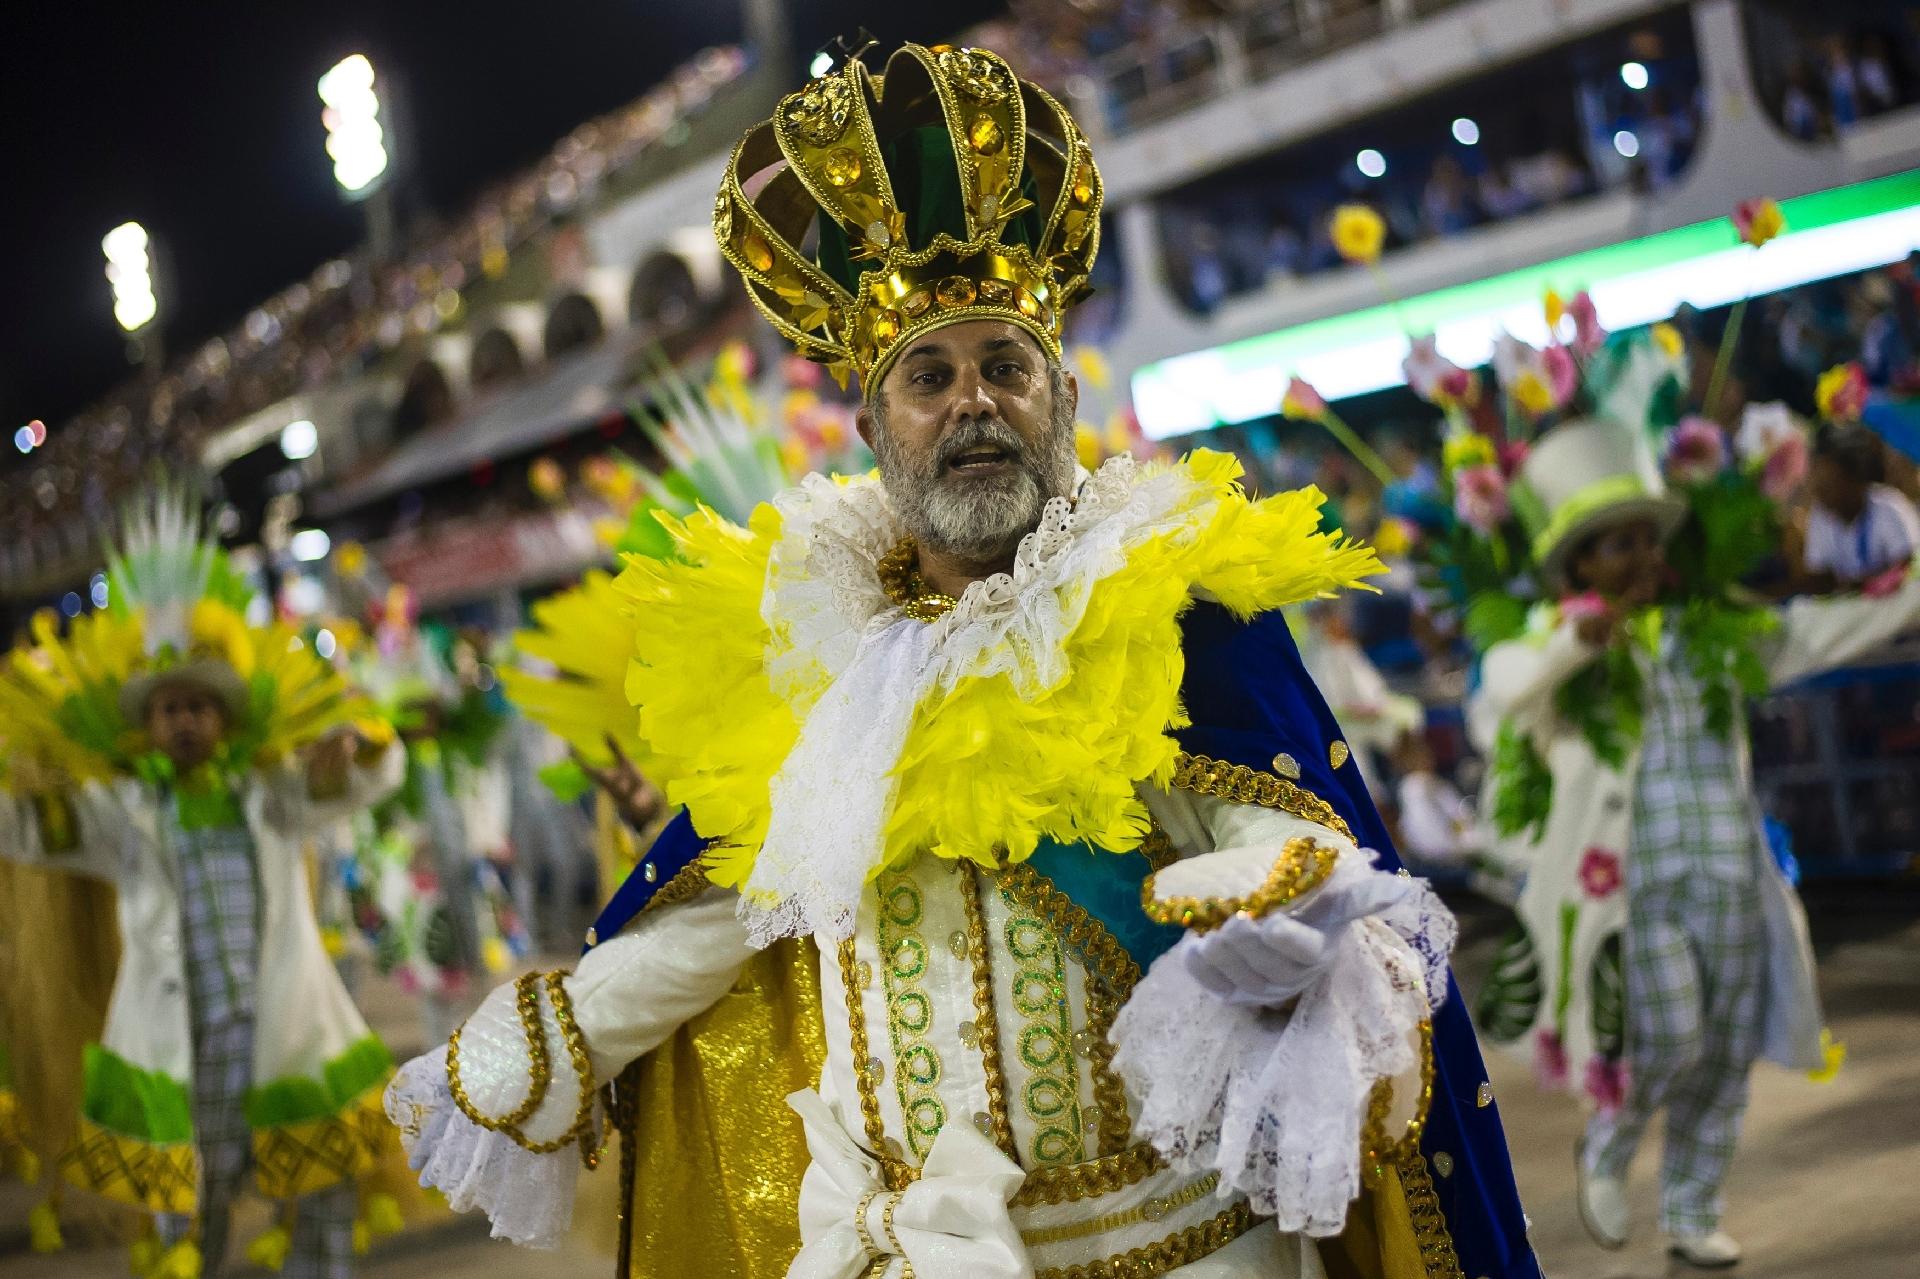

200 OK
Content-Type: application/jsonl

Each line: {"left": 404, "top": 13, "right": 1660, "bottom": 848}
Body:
{"left": 1753, "top": 2, "right": 1920, "bottom": 140}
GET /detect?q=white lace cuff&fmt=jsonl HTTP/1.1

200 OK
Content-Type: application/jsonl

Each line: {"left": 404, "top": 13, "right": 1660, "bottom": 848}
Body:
{"left": 1110, "top": 852, "right": 1453, "bottom": 1237}
{"left": 385, "top": 1046, "right": 581, "bottom": 1248}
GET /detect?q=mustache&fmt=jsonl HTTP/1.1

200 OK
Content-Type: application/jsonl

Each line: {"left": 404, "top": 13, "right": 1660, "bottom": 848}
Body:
{"left": 935, "top": 419, "right": 1029, "bottom": 473}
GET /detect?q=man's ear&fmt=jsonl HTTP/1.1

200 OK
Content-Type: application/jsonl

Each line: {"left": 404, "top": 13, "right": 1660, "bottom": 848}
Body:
{"left": 855, "top": 401, "right": 877, "bottom": 452}
{"left": 1061, "top": 368, "right": 1080, "bottom": 421}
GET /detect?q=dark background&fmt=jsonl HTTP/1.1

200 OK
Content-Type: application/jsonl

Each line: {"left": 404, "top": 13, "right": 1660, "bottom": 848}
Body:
{"left": 0, "top": 1, "right": 1000, "bottom": 460}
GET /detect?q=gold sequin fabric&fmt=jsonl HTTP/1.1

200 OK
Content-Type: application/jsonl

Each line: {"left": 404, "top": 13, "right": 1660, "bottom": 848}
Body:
{"left": 585, "top": 937, "right": 827, "bottom": 1279}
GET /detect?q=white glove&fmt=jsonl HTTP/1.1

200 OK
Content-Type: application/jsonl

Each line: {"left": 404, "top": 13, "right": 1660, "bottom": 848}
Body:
{"left": 1182, "top": 864, "right": 1415, "bottom": 1008}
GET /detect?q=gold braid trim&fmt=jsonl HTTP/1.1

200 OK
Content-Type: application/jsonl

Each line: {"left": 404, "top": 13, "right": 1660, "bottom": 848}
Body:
{"left": 995, "top": 861, "right": 1142, "bottom": 1160}
{"left": 642, "top": 858, "right": 714, "bottom": 914}
{"left": 1033, "top": 1201, "right": 1259, "bottom": 1279}
{"left": 1396, "top": 1144, "right": 1466, "bottom": 1279}
{"left": 958, "top": 865, "right": 1019, "bottom": 1160}
{"left": 446, "top": 972, "right": 551, "bottom": 1132}
{"left": 1141, "top": 834, "right": 1339, "bottom": 933}
{"left": 1019, "top": 1173, "right": 1219, "bottom": 1247}
{"left": 1169, "top": 752, "right": 1354, "bottom": 842}
{"left": 837, "top": 938, "right": 907, "bottom": 1188}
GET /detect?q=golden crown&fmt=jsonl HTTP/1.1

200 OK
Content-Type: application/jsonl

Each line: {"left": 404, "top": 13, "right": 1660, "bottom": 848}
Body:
{"left": 713, "top": 43, "right": 1104, "bottom": 393}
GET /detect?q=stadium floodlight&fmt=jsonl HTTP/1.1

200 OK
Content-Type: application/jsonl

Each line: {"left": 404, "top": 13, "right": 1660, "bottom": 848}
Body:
{"left": 1356, "top": 148, "right": 1387, "bottom": 178}
{"left": 281, "top": 418, "right": 319, "bottom": 460}
{"left": 289, "top": 528, "right": 332, "bottom": 562}
{"left": 318, "top": 54, "right": 390, "bottom": 196}
{"left": 1451, "top": 117, "right": 1480, "bottom": 146}
{"left": 1620, "top": 61, "right": 1650, "bottom": 91}
{"left": 1613, "top": 130, "right": 1641, "bottom": 158}
{"left": 103, "top": 221, "right": 159, "bottom": 333}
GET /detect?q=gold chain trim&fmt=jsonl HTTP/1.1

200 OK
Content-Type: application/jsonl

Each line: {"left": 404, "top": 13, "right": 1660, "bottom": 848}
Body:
{"left": 995, "top": 861, "right": 1140, "bottom": 1159}
{"left": 1169, "top": 751, "right": 1354, "bottom": 842}
{"left": 1396, "top": 1143, "right": 1466, "bottom": 1279}
{"left": 1019, "top": 1173, "right": 1219, "bottom": 1248}
{"left": 836, "top": 938, "right": 905, "bottom": 1187}
{"left": 1032, "top": 1202, "right": 1258, "bottom": 1279}
{"left": 1013, "top": 1142, "right": 1163, "bottom": 1207}
{"left": 1361, "top": 1020, "right": 1436, "bottom": 1187}
{"left": 877, "top": 539, "right": 959, "bottom": 623}
{"left": 1141, "top": 834, "right": 1339, "bottom": 933}
{"left": 513, "top": 972, "right": 599, "bottom": 1154}
{"left": 446, "top": 972, "right": 551, "bottom": 1132}
{"left": 640, "top": 858, "right": 713, "bottom": 914}
{"left": 958, "top": 864, "right": 1019, "bottom": 1160}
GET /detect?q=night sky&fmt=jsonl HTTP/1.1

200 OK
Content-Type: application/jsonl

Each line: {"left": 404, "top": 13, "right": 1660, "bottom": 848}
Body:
{"left": 0, "top": 1, "right": 1002, "bottom": 460}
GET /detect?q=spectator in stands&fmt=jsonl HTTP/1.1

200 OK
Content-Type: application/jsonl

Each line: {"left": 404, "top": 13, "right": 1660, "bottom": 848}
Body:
{"left": 1801, "top": 423, "right": 1920, "bottom": 589}
{"left": 1422, "top": 155, "right": 1478, "bottom": 237}
{"left": 1823, "top": 35, "right": 1862, "bottom": 129}
{"left": 1856, "top": 34, "right": 1901, "bottom": 114}
{"left": 1782, "top": 62, "right": 1825, "bottom": 140}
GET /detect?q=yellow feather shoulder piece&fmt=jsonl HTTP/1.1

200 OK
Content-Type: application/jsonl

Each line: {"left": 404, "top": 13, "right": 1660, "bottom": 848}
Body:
{"left": 612, "top": 451, "right": 1382, "bottom": 888}
{"left": 500, "top": 570, "right": 653, "bottom": 773}
{"left": 614, "top": 506, "right": 798, "bottom": 888}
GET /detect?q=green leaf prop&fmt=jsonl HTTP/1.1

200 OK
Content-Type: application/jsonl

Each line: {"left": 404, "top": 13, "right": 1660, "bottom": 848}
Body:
{"left": 1488, "top": 722, "right": 1554, "bottom": 840}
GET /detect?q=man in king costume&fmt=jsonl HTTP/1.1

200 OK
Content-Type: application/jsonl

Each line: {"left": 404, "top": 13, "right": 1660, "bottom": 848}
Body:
{"left": 389, "top": 43, "right": 1540, "bottom": 1279}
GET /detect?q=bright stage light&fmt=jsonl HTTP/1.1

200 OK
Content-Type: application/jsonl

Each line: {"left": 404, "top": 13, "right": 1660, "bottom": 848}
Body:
{"left": 1356, "top": 149, "right": 1387, "bottom": 179}
{"left": 1451, "top": 118, "right": 1480, "bottom": 146}
{"left": 281, "top": 418, "right": 319, "bottom": 460}
{"left": 1613, "top": 130, "right": 1641, "bottom": 158}
{"left": 103, "top": 221, "right": 158, "bottom": 332}
{"left": 290, "top": 528, "right": 332, "bottom": 562}
{"left": 319, "top": 54, "right": 389, "bottom": 195}
{"left": 1620, "top": 62, "right": 1650, "bottom": 91}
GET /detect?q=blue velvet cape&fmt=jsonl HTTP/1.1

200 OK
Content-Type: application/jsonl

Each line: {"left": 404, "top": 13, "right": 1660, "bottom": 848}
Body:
{"left": 588, "top": 602, "right": 1542, "bottom": 1278}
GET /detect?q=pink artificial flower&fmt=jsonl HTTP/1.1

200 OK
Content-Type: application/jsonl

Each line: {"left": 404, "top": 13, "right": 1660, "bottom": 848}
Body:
{"left": 1534, "top": 1029, "right": 1570, "bottom": 1089}
{"left": 1498, "top": 440, "right": 1531, "bottom": 479}
{"left": 1541, "top": 343, "right": 1579, "bottom": 407}
{"left": 1579, "top": 847, "right": 1624, "bottom": 899}
{"left": 1403, "top": 335, "right": 1474, "bottom": 406}
{"left": 1559, "top": 591, "right": 1611, "bottom": 623}
{"left": 1453, "top": 464, "right": 1511, "bottom": 534}
{"left": 1761, "top": 431, "right": 1811, "bottom": 501}
{"left": 1664, "top": 416, "right": 1730, "bottom": 485}
{"left": 1282, "top": 376, "right": 1328, "bottom": 420}
{"left": 781, "top": 354, "right": 826, "bottom": 390}
{"left": 1584, "top": 1054, "right": 1630, "bottom": 1116}
{"left": 394, "top": 968, "right": 421, "bottom": 997}
{"left": 1862, "top": 564, "right": 1909, "bottom": 598}
{"left": 1439, "top": 366, "right": 1479, "bottom": 405}
{"left": 1566, "top": 290, "right": 1606, "bottom": 355}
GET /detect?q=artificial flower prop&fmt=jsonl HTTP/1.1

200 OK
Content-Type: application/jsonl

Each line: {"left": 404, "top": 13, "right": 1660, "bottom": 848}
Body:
{"left": 1815, "top": 362, "right": 1869, "bottom": 422}
{"left": 527, "top": 456, "right": 567, "bottom": 503}
{"left": 1441, "top": 431, "right": 1497, "bottom": 474}
{"left": 1664, "top": 416, "right": 1730, "bottom": 485}
{"left": 1759, "top": 431, "right": 1810, "bottom": 502}
{"left": 1734, "top": 402, "right": 1799, "bottom": 463}
{"left": 1733, "top": 197, "right": 1785, "bottom": 248}
{"left": 1558, "top": 592, "right": 1611, "bottom": 624}
{"left": 1280, "top": 376, "right": 1395, "bottom": 484}
{"left": 1565, "top": 291, "right": 1605, "bottom": 356}
{"left": 1330, "top": 203, "right": 1386, "bottom": 266}
{"left": 1404, "top": 335, "right": 1481, "bottom": 410}
{"left": 1453, "top": 464, "right": 1511, "bottom": 534}
{"left": 1650, "top": 322, "right": 1685, "bottom": 362}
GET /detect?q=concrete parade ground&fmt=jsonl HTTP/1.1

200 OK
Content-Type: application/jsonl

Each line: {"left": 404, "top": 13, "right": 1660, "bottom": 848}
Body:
{"left": 3, "top": 883, "right": 1915, "bottom": 1279}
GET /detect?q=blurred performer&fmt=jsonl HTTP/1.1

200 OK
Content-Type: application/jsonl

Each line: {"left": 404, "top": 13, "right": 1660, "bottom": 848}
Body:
{"left": 1471, "top": 421, "right": 1920, "bottom": 1267}
{"left": 0, "top": 494, "right": 404, "bottom": 1279}
{"left": 390, "top": 44, "right": 1541, "bottom": 1279}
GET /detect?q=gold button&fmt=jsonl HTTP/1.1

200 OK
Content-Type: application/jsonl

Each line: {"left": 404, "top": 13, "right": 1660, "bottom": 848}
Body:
{"left": 584, "top": 927, "right": 598, "bottom": 947}
{"left": 867, "top": 1057, "right": 885, "bottom": 1084}
{"left": 1272, "top": 752, "right": 1301, "bottom": 780}
{"left": 883, "top": 1137, "right": 905, "bottom": 1159}
{"left": 643, "top": 861, "right": 658, "bottom": 883}
{"left": 1142, "top": 1197, "right": 1168, "bottom": 1222}
{"left": 958, "top": 1021, "right": 980, "bottom": 1048}
{"left": 973, "top": 1111, "right": 993, "bottom": 1135}
{"left": 948, "top": 931, "right": 970, "bottom": 960}
{"left": 1329, "top": 740, "right": 1350, "bottom": 770}
{"left": 1432, "top": 1151, "right": 1454, "bottom": 1178}
{"left": 855, "top": 961, "right": 874, "bottom": 988}
{"left": 1476, "top": 1082, "right": 1494, "bottom": 1108}
{"left": 1083, "top": 1106, "right": 1102, "bottom": 1131}
{"left": 1071, "top": 1029, "right": 1095, "bottom": 1057}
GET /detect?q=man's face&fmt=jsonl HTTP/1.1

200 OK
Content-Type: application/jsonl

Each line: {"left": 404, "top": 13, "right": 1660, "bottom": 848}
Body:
{"left": 144, "top": 682, "right": 229, "bottom": 773}
{"left": 858, "top": 319, "right": 1079, "bottom": 564}
{"left": 1567, "top": 517, "right": 1666, "bottom": 607}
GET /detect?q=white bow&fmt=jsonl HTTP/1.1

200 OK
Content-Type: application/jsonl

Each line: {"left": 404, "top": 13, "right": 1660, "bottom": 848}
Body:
{"left": 788, "top": 1089, "right": 1031, "bottom": 1279}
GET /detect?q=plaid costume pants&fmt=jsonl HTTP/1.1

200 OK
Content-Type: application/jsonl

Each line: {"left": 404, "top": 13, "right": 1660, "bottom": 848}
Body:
{"left": 1585, "top": 873, "right": 1765, "bottom": 1234}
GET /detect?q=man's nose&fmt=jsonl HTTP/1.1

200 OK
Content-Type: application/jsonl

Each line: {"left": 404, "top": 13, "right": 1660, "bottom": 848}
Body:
{"left": 944, "top": 367, "right": 998, "bottom": 423}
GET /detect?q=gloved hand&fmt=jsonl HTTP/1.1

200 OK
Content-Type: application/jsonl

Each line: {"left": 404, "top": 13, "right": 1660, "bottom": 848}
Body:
{"left": 1182, "top": 862, "right": 1414, "bottom": 1008}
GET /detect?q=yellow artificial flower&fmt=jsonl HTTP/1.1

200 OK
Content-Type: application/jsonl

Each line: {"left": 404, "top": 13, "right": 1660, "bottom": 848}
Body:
{"left": 1071, "top": 345, "right": 1112, "bottom": 392}
{"left": 528, "top": 457, "right": 566, "bottom": 503}
{"left": 1330, "top": 204, "right": 1386, "bottom": 266}
{"left": 1441, "top": 432, "right": 1498, "bottom": 473}
{"left": 246, "top": 1225, "right": 292, "bottom": 1272}
{"left": 1815, "top": 362, "right": 1868, "bottom": 421}
{"left": 482, "top": 936, "right": 511, "bottom": 974}
{"left": 1544, "top": 289, "right": 1566, "bottom": 334}
{"left": 1510, "top": 369, "right": 1556, "bottom": 417}
{"left": 334, "top": 541, "right": 368, "bottom": 580}
{"left": 1371, "top": 516, "right": 1413, "bottom": 560}
{"left": 1075, "top": 423, "right": 1102, "bottom": 472}
{"left": 320, "top": 927, "right": 347, "bottom": 960}
{"left": 1651, "top": 322, "right": 1685, "bottom": 360}
{"left": 1734, "top": 197, "right": 1785, "bottom": 248}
